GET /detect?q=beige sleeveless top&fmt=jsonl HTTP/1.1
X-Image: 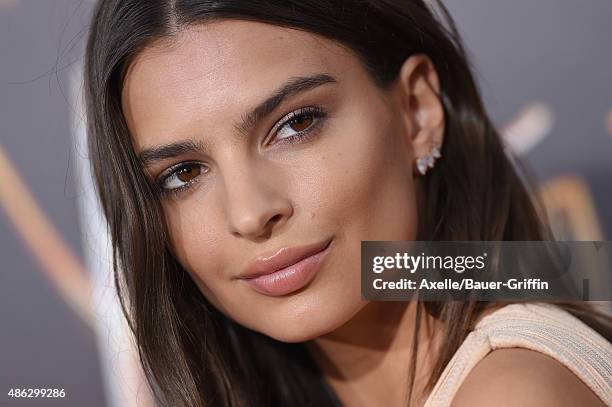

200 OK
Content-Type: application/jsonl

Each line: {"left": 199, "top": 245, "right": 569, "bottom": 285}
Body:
{"left": 423, "top": 302, "right": 612, "bottom": 406}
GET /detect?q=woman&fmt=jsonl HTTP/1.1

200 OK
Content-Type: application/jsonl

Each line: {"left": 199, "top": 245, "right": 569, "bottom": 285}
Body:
{"left": 84, "top": 0, "right": 612, "bottom": 405}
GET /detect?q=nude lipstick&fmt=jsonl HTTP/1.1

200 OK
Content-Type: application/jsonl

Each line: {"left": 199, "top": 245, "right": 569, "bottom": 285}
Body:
{"left": 238, "top": 238, "right": 332, "bottom": 296}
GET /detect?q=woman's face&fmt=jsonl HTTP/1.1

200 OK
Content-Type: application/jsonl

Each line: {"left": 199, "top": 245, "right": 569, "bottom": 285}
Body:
{"left": 122, "top": 20, "right": 422, "bottom": 342}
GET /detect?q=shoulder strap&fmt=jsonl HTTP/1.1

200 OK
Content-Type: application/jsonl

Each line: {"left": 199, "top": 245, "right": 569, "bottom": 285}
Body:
{"left": 424, "top": 303, "right": 612, "bottom": 406}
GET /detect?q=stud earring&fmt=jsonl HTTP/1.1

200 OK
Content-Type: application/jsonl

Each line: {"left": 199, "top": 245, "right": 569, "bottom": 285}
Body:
{"left": 415, "top": 143, "right": 442, "bottom": 175}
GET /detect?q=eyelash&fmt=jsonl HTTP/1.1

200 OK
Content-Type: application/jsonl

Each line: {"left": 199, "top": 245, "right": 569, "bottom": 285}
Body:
{"left": 157, "top": 161, "right": 206, "bottom": 197}
{"left": 270, "top": 105, "right": 328, "bottom": 146}
{"left": 157, "top": 105, "right": 328, "bottom": 197}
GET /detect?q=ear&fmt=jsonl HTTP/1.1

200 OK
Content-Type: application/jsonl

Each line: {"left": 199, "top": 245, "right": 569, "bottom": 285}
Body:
{"left": 393, "top": 54, "right": 445, "bottom": 171}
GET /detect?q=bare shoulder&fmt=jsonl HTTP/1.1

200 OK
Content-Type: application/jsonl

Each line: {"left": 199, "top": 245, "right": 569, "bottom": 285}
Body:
{"left": 450, "top": 348, "right": 605, "bottom": 407}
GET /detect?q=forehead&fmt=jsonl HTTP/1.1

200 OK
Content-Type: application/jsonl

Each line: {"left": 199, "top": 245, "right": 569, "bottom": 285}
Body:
{"left": 121, "top": 20, "right": 361, "bottom": 151}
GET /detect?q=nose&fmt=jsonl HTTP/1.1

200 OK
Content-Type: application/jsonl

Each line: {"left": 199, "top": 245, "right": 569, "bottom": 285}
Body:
{"left": 222, "top": 163, "right": 293, "bottom": 240}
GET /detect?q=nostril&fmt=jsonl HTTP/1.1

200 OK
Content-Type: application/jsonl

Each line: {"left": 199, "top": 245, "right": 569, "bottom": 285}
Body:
{"left": 269, "top": 214, "right": 283, "bottom": 225}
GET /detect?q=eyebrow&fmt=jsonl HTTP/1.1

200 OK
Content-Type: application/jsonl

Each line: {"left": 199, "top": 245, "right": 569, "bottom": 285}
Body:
{"left": 138, "top": 73, "right": 337, "bottom": 167}
{"left": 234, "top": 73, "right": 337, "bottom": 136}
{"left": 139, "top": 139, "right": 205, "bottom": 168}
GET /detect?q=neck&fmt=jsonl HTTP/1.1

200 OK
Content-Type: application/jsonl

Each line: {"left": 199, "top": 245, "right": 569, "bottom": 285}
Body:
{"left": 306, "top": 301, "right": 442, "bottom": 407}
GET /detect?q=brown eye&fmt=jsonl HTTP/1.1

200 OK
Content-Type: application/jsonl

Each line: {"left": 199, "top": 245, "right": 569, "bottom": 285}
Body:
{"left": 289, "top": 114, "right": 313, "bottom": 132}
{"left": 176, "top": 164, "right": 201, "bottom": 182}
{"left": 160, "top": 162, "right": 206, "bottom": 191}
{"left": 273, "top": 106, "right": 327, "bottom": 144}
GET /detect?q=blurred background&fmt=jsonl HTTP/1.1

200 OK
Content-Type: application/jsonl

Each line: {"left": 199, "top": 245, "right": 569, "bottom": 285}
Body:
{"left": 1, "top": 1, "right": 611, "bottom": 406}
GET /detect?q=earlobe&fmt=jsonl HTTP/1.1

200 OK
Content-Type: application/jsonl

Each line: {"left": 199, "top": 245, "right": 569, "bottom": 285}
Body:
{"left": 395, "top": 54, "right": 445, "bottom": 176}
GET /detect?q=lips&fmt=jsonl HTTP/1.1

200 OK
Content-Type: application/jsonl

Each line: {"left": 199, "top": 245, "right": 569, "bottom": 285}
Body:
{"left": 238, "top": 238, "right": 332, "bottom": 296}
{"left": 240, "top": 238, "right": 332, "bottom": 279}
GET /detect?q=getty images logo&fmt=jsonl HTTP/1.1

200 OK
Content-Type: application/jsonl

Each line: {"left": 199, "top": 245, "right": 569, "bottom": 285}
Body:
{"left": 372, "top": 252, "right": 488, "bottom": 274}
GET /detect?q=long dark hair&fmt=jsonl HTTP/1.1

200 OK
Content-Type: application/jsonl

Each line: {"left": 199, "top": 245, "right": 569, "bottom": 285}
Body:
{"left": 84, "top": 1, "right": 611, "bottom": 406}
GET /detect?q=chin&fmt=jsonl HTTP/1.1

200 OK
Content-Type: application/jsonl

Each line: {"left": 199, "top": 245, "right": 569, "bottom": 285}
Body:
{"left": 258, "top": 296, "right": 368, "bottom": 343}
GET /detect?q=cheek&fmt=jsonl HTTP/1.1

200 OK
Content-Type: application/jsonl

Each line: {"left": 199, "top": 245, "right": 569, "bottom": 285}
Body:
{"left": 163, "top": 198, "right": 227, "bottom": 287}
{"left": 165, "top": 203, "right": 245, "bottom": 316}
{"left": 305, "top": 111, "right": 418, "bottom": 245}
